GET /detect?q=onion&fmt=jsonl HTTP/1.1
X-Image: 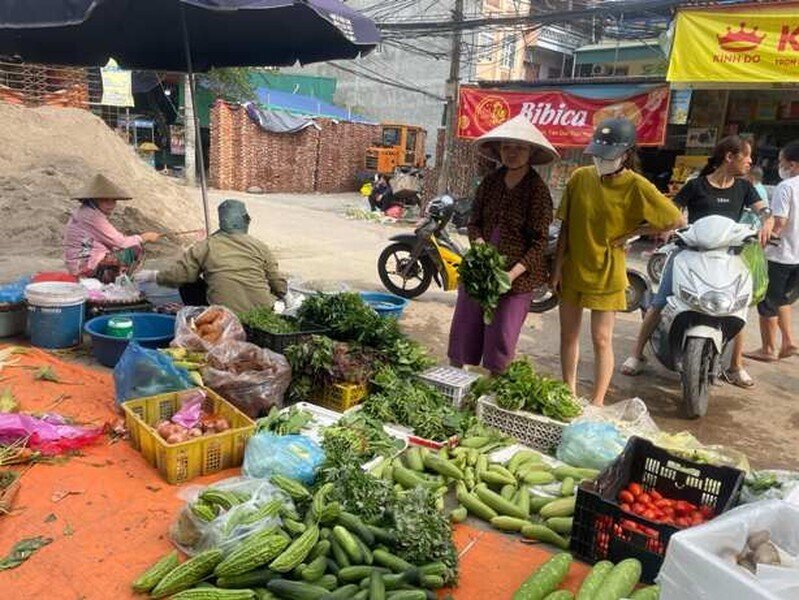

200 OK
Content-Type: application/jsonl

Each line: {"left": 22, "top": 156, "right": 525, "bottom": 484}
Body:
{"left": 166, "top": 432, "right": 184, "bottom": 444}
{"left": 215, "top": 418, "right": 230, "bottom": 432}
{"left": 188, "top": 428, "right": 202, "bottom": 438}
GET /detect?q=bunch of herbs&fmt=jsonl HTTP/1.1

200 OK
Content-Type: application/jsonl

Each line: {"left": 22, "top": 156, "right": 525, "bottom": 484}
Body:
{"left": 238, "top": 307, "right": 297, "bottom": 334}
{"left": 321, "top": 412, "right": 404, "bottom": 466}
{"left": 458, "top": 244, "right": 511, "bottom": 324}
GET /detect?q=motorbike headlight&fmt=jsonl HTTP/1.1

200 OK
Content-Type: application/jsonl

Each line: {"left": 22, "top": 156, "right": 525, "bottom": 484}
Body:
{"left": 679, "top": 288, "right": 698, "bottom": 306}
{"left": 699, "top": 291, "right": 733, "bottom": 314}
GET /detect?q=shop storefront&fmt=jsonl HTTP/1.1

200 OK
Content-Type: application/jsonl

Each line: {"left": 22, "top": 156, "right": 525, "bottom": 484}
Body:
{"left": 667, "top": 1, "right": 799, "bottom": 185}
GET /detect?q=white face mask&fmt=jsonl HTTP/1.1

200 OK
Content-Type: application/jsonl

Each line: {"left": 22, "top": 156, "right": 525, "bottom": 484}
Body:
{"left": 779, "top": 166, "right": 794, "bottom": 181}
{"left": 593, "top": 156, "right": 624, "bottom": 176}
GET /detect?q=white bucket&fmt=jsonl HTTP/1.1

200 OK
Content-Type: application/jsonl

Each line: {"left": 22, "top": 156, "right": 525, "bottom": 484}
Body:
{"left": 25, "top": 282, "right": 87, "bottom": 307}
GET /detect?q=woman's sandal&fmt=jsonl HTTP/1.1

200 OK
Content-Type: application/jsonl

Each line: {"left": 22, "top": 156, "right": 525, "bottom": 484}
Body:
{"left": 620, "top": 356, "right": 647, "bottom": 376}
{"left": 724, "top": 368, "right": 754, "bottom": 388}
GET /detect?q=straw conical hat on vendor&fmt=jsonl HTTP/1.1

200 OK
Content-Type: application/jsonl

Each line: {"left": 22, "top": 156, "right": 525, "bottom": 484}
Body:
{"left": 72, "top": 174, "right": 133, "bottom": 201}
{"left": 475, "top": 114, "right": 559, "bottom": 166}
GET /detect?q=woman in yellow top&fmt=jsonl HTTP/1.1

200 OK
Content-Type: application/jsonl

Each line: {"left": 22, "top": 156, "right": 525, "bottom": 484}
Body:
{"left": 551, "top": 118, "right": 686, "bottom": 405}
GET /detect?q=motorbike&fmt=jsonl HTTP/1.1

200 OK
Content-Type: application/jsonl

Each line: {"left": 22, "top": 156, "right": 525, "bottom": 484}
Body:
{"left": 647, "top": 215, "right": 759, "bottom": 418}
{"left": 377, "top": 194, "right": 650, "bottom": 314}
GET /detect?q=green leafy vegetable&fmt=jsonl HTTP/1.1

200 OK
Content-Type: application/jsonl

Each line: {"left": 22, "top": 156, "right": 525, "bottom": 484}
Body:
{"left": 474, "top": 358, "right": 582, "bottom": 422}
{"left": 320, "top": 464, "right": 394, "bottom": 525}
{"left": 0, "top": 536, "right": 53, "bottom": 570}
{"left": 321, "top": 412, "right": 404, "bottom": 467}
{"left": 255, "top": 405, "right": 314, "bottom": 435}
{"left": 239, "top": 307, "right": 298, "bottom": 334}
{"left": 458, "top": 244, "right": 512, "bottom": 324}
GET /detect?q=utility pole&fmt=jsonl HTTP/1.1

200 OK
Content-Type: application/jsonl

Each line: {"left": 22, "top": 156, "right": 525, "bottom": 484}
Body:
{"left": 183, "top": 75, "right": 196, "bottom": 187}
{"left": 436, "top": 0, "right": 464, "bottom": 195}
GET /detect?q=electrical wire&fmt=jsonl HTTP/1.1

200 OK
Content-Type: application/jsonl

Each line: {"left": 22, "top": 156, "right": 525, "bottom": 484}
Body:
{"left": 324, "top": 61, "right": 446, "bottom": 101}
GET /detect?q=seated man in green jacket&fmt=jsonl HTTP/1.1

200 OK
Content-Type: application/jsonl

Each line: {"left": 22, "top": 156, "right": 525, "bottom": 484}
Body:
{"left": 135, "top": 199, "right": 286, "bottom": 313}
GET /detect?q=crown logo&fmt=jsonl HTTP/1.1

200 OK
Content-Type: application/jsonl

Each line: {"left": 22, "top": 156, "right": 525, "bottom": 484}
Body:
{"left": 717, "top": 22, "right": 766, "bottom": 52}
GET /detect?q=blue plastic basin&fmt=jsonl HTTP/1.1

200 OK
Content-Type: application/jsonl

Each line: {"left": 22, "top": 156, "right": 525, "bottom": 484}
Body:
{"left": 84, "top": 313, "right": 176, "bottom": 367}
{"left": 359, "top": 291, "right": 409, "bottom": 319}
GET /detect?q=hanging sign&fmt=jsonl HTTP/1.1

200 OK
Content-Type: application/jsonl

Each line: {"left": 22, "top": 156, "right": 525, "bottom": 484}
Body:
{"left": 100, "top": 59, "right": 134, "bottom": 107}
{"left": 667, "top": 3, "right": 799, "bottom": 82}
{"left": 457, "top": 86, "right": 670, "bottom": 147}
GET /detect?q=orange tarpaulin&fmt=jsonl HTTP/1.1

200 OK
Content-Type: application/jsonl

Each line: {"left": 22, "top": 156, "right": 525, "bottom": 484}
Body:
{"left": 0, "top": 347, "right": 587, "bottom": 599}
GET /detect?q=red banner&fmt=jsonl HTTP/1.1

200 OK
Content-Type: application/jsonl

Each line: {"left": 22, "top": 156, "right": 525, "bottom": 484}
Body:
{"left": 457, "top": 86, "right": 671, "bottom": 147}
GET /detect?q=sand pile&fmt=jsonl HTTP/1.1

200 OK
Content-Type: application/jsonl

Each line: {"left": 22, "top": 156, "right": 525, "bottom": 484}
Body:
{"left": 0, "top": 103, "right": 203, "bottom": 259}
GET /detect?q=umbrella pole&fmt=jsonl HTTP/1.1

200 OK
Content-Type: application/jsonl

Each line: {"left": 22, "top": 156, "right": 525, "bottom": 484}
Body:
{"left": 179, "top": 4, "right": 212, "bottom": 236}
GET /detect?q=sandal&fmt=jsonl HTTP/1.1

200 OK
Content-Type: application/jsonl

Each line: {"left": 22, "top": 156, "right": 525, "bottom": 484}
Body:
{"left": 620, "top": 356, "right": 647, "bottom": 376}
{"left": 724, "top": 368, "right": 754, "bottom": 389}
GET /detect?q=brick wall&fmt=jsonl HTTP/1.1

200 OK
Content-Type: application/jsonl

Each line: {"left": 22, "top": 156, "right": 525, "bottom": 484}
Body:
{"left": 210, "top": 101, "right": 381, "bottom": 193}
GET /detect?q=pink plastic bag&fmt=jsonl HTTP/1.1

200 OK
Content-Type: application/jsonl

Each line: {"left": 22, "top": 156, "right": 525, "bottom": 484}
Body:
{"left": 0, "top": 413, "right": 103, "bottom": 455}
{"left": 172, "top": 305, "right": 245, "bottom": 352}
{"left": 171, "top": 390, "right": 205, "bottom": 429}
{"left": 202, "top": 341, "right": 291, "bottom": 418}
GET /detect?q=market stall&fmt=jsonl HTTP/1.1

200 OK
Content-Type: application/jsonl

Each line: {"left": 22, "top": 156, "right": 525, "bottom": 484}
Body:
{"left": 0, "top": 275, "right": 797, "bottom": 599}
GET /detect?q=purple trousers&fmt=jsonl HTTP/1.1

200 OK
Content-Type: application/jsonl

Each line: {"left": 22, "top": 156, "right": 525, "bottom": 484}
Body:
{"left": 447, "top": 286, "right": 533, "bottom": 374}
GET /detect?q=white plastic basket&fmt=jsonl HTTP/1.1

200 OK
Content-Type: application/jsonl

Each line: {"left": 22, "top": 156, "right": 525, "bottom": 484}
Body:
{"left": 476, "top": 395, "right": 573, "bottom": 454}
{"left": 417, "top": 366, "right": 480, "bottom": 408}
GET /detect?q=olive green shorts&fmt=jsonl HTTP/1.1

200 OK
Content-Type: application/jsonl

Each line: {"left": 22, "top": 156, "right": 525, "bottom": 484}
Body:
{"left": 560, "top": 286, "right": 626, "bottom": 312}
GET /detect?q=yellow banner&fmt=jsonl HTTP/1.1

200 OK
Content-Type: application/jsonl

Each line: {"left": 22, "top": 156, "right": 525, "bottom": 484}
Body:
{"left": 668, "top": 4, "right": 799, "bottom": 82}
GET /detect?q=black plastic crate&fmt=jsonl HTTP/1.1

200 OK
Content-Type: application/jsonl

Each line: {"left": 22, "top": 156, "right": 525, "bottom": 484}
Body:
{"left": 570, "top": 436, "right": 745, "bottom": 584}
{"left": 243, "top": 318, "right": 328, "bottom": 354}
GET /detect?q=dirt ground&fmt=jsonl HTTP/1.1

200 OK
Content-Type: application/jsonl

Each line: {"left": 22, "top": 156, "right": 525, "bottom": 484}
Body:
{"left": 9, "top": 187, "right": 797, "bottom": 470}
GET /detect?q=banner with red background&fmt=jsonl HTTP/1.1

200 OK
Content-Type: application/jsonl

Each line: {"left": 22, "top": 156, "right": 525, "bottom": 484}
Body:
{"left": 457, "top": 86, "right": 671, "bottom": 147}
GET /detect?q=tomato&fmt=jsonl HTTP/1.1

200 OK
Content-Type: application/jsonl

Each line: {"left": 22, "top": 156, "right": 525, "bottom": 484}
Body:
{"left": 619, "top": 490, "right": 635, "bottom": 504}
{"left": 628, "top": 483, "right": 643, "bottom": 497}
{"left": 650, "top": 490, "right": 663, "bottom": 501}
{"left": 655, "top": 498, "right": 673, "bottom": 509}
{"left": 675, "top": 517, "right": 690, "bottom": 528}
{"left": 690, "top": 511, "right": 705, "bottom": 525}
{"left": 632, "top": 502, "right": 646, "bottom": 515}
{"left": 675, "top": 501, "right": 692, "bottom": 516}
{"left": 642, "top": 509, "right": 656, "bottom": 520}
{"left": 638, "top": 492, "right": 652, "bottom": 505}
{"left": 700, "top": 505, "right": 715, "bottom": 518}
{"left": 620, "top": 503, "right": 632, "bottom": 513}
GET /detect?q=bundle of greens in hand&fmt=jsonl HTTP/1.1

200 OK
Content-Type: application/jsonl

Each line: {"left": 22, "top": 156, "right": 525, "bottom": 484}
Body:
{"left": 458, "top": 244, "right": 511, "bottom": 324}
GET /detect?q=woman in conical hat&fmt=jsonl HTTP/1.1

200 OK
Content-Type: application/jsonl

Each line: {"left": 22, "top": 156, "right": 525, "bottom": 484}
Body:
{"left": 447, "top": 114, "right": 558, "bottom": 375}
{"left": 63, "top": 174, "right": 162, "bottom": 283}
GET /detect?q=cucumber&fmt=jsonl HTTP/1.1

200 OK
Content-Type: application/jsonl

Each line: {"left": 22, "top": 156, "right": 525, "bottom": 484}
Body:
{"left": 316, "top": 574, "right": 338, "bottom": 591}
{"left": 367, "top": 525, "right": 397, "bottom": 547}
{"left": 459, "top": 436, "right": 490, "bottom": 448}
{"left": 629, "top": 585, "right": 660, "bottom": 600}
{"left": 420, "top": 574, "right": 444, "bottom": 589}
{"left": 539, "top": 496, "right": 576, "bottom": 519}
{"left": 522, "top": 471, "right": 557, "bottom": 486}
{"left": 501, "top": 484, "right": 518, "bottom": 500}
{"left": 480, "top": 469, "right": 517, "bottom": 487}
{"left": 404, "top": 446, "right": 425, "bottom": 472}
{"left": 552, "top": 466, "right": 599, "bottom": 481}
{"left": 216, "top": 568, "right": 279, "bottom": 589}
{"left": 488, "top": 464, "right": 516, "bottom": 480}
{"left": 490, "top": 516, "right": 530, "bottom": 532}
{"left": 354, "top": 534, "right": 373, "bottom": 565}
{"left": 475, "top": 485, "right": 528, "bottom": 519}
{"left": 321, "top": 584, "right": 359, "bottom": 599}
{"left": 419, "top": 562, "right": 447, "bottom": 577}
{"left": 560, "top": 477, "right": 575, "bottom": 497}
{"left": 530, "top": 495, "right": 557, "bottom": 514}
{"left": 449, "top": 505, "right": 468, "bottom": 523}
{"left": 456, "top": 488, "right": 498, "bottom": 521}
{"left": 543, "top": 592, "right": 573, "bottom": 600}
{"left": 300, "top": 556, "right": 328, "bottom": 582}
{"left": 520, "top": 524, "right": 569, "bottom": 550}
{"left": 266, "top": 579, "right": 329, "bottom": 600}
{"left": 352, "top": 590, "right": 368, "bottom": 600}
{"left": 369, "top": 571, "right": 386, "bottom": 600}
{"left": 309, "top": 540, "right": 331, "bottom": 561}
{"left": 325, "top": 559, "right": 340, "bottom": 576}
{"left": 337, "top": 513, "right": 375, "bottom": 546}
{"left": 515, "top": 488, "right": 531, "bottom": 518}
{"left": 593, "top": 558, "right": 642, "bottom": 600}
{"left": 338, "top": 566, "right": 389, "bottom": 584}
{"left": 330, "top": 537, "right": 351, "bottom": 569}
{"left": 373, "top": 549, "right": 413, "bottom": 573}
{"left": 575, "top": 561, "right": 613, "bottom": 600}
{"left": 333, "top": 526, "right": 363, "bottom": 564}
{"left": 386, "top": 591, "right": 427, "bottom": 600}
{"left": 507, "top": 450, "right": 542, "bottom": 472}
{"left": 422, "top": 453, "right": 464, "bottom": 480}
{"left": 545, "top": 517, "right": 573, "bottom": 535}
{"left": 512, "top": 553, "right": 572, "bottom": 600}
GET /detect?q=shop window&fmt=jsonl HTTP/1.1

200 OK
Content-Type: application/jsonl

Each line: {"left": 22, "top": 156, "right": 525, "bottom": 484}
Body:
{"left": 501, "top": 35, "right": 516, "bottom": 70}
{"left": 478, "top": 32, "right": 494, "bottom": 63}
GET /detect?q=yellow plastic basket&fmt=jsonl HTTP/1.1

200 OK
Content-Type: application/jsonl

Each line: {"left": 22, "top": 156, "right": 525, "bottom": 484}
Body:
{"left": 310, "top": 381, "right": 368, "bottom": 412}
{"left": 121, "top": 388, "right": 255, "bottom": 485}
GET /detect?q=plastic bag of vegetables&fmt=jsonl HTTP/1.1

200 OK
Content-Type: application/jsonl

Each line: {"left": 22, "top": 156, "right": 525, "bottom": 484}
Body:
{"left": 242, "top": 432, "right": 324, "bottom": 484}
{"left": 741, "top": 470, "right": 799, "bottom": 504}
{"left": 170, "top": 476, "right": 292, "bottom": 555}
{"left": 113, "top": 341, "right": 193, "bottom": 405}
{"left": 173, "top": 305, "right": 245, "bottom": 352}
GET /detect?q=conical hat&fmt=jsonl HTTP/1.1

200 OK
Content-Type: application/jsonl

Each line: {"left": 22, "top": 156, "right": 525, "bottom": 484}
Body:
{"left": 72, "top": 174, "right": 132, "bottom": 201}
{"left": 475, "top": 114, "right": 559, "bottom": 166}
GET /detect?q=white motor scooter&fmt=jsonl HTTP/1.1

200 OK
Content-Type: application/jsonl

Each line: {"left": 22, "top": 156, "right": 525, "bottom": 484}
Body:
{"left": 648, "top": 215, "right": 759, "bottom": 418}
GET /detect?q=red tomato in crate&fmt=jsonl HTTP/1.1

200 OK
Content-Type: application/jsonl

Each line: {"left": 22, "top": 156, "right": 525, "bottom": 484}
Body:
{"left": 628, "top": 483, "right": 643, "bottom": 497}
{"left": 650, "top": 490, "right": 663, "bottom": 501}
{"left": 620, "top": 503, "right": 631, "bottom": 513}
{"left": 632, "top": 502, "right": 646, "bottom": 515}
{"left": 619, "top": 490, "right": 635, "bottom": 504}
{"left": 639, "top": 492, "right": 652, "bottom": 505}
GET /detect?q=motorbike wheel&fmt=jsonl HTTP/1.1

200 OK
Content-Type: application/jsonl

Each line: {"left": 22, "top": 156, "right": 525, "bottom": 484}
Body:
{"left": 528, "top": 288, "right": 560, "bottom": 313}
{"left": 624, "top": 272, "right": 650, "bottom": 313}
{"left": 377, "top": 242, "right": 434, "bottom": 299}
{"left": 647, "top": 253, "right": 666, "bottom": 284}
{"left": 681, "top": 337, "right": 716, "bottom": 418}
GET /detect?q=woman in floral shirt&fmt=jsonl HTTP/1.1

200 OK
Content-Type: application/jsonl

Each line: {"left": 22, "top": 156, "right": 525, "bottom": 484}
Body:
{"left": 448, "top": 115, "right": 558, "bottom": 374}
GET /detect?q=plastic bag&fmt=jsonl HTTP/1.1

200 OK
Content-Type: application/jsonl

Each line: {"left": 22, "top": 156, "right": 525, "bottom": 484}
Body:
{"left": 0, "top": 412, "right": 103, "bottom": 455}
{"left": 172, "top": 305, "right": 245, "bottom": 352}
{"left": 652, "top": 431, "right": 751, "bottom": 472}
{"left": 0, "top": 276, "right": 31, "bottom": 305}
{"left": 113, "top": 341, "right": 193, "bottom": 404}
{"left": 202, "top": 341, "right": 291, "bottom": 418}
{"left": 659, "top": 500, "right": 799, "bottom": 600}
{"left": 556, "top": 398, "right": 660, "bottom": 470}
{"left": 741, "top": 470, "right": 799, "bottom": 504}
{"left": 170, "top": 476, "right": 293, "bottom": 555}
{"left": 242, "top": 432, "right": 324, "bottom": 484}
{"left": 741, "top": 242, "right": 768, "bottom": 306}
